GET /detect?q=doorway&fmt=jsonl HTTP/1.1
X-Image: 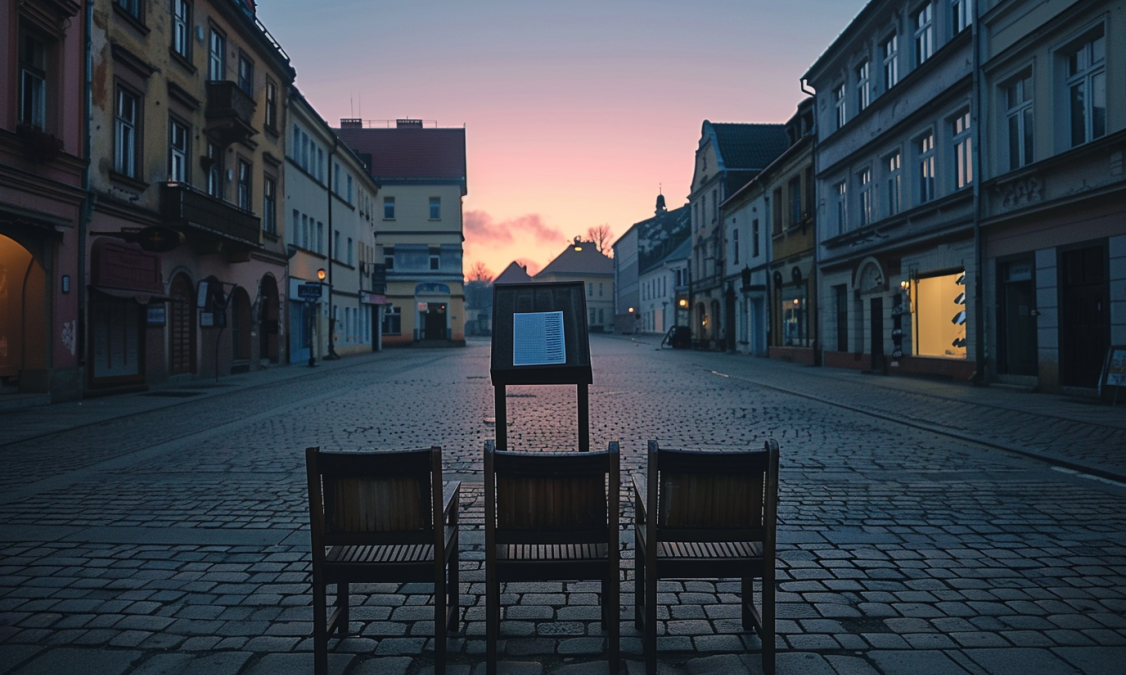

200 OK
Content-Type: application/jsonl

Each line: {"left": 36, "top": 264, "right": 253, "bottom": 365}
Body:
{"left": 424, "top": 303, "right": 447, "bottom": 340}
{"left": 870, "top": 296, "right": 884, "bottom": 371}
{"left": 169, "top": 273, "right": 195, "bottom": 375}
{"left": 1060, "top": 244, "right": 1108, "bottom": 388}
{"left": 998, "top": 259, "right": 1037, "bottom": 376}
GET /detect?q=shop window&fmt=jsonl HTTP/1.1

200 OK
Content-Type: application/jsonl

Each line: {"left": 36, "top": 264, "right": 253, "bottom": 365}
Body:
{"left": 781, "top": 287, "right": 810, "bottom": 348}
{"left": 383, "top": 305, "right": 401, "bottom": 335}
{"left": 912, "top": 271, "right": 967, "bottom": 358}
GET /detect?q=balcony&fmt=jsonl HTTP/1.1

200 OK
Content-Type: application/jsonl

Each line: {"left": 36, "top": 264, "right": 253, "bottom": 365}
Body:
{"left": 160, "top": 182, "right": 260, "bottom": 250}
{"left": 205, "top": 80, "right": 257, "bottom": 146}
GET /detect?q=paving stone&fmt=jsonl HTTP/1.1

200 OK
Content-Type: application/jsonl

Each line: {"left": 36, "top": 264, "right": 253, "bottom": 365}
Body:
{"left": 243, "top": 653, "right": 353, "bottom": 675}
{"left": 869, "top": 650, "right": 972, "bottom": 675}
{"left": 11, "top": 648, "right": 142, "bottom": 675}
{"left": 963, "top": 648, "right": 1081, "bottom": 675}
{"left": 685, "top": 653, "right": 752, "bottom": 675}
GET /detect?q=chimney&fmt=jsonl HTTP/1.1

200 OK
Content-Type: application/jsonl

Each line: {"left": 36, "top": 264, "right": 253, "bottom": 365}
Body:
{"left": 340, "top": 118, "right": 363, "bottom": 129}
{"left": 396, "top": 119, "right": 423, "bottom": 129}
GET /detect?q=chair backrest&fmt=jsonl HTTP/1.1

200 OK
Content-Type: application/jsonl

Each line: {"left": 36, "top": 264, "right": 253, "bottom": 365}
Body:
{"left": 306, "top": 447, "right": 441, "bottom": 551}
{"left": 485, "top": 440, "right": 619, "bottom": 545}
{"left": 648, "top": 439, "right": 779, "bottom": 543}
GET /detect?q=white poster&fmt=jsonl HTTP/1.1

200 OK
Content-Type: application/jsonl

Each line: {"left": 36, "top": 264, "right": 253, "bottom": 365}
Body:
{"left": 513, "top": 311, "right": 565, "bottom": 366}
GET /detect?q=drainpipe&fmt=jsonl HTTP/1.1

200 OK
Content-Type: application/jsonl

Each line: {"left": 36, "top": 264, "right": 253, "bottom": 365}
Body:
{"left": 971, "top": 2, "right": 985, "bottom": 385}
{"left": 326, "top": 138, "right": 339, "bottom": 359}
{"left": 801, "top": 77, "right": 819, "bottom": 366}
{"left": 77, "top": 0, "right": 95, "bottom": 374}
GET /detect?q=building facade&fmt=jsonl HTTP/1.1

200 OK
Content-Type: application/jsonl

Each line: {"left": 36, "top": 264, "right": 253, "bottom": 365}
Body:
{"left": 536, "top": 238, "right": 614, "bottom": 333}
{"left": 612, "top": 222, "right": 639, "bottom": 334}
{"left": 636, "top": 200, "right": 690, "bottom": 336}
{"left": 336, "top": 119, "right": 466, "bottom": 346}
{"left": 688, "top": 121, "right": 789, "bottom": 349}
{"left": 285, "top": 90, "right": 380, "bottom": 365}
{"left": 978, "top": 0, "right": 1126, "bottom": 393}
{"left": 806, "top": 0, "right": 976, "bottom": 379}
{"left": 1, "top": 0, "right": 87, "bottom": 402}
{"left": 85, "top": 0, "right": 294, "bottom": 391}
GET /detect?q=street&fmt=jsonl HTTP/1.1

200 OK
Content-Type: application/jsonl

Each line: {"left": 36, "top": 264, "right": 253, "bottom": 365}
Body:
{"left": 1, "top": 335, "right": 1125, "bottom": 675}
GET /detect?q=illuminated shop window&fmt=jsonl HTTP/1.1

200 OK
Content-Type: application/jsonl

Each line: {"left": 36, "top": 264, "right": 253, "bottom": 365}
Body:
{"left": 781, "top": 289, "right": 810, "bottom": 347}
{"left": 913, "top": 271, "right": 966, "bottom": 358}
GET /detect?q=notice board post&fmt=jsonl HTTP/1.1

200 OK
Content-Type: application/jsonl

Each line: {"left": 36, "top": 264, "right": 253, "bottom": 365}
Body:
{"left": 490, "top": 281, "right": 592, "bottom": 451}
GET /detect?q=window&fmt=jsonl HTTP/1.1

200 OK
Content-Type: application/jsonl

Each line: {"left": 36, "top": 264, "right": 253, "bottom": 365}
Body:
{"left": 913, "top": 271, "right": 967, "bottom": 359}
{"left": 334, "top": 231, "right": 341, "bottom": 260}
{"left": 115, "top": 87, "right": 140, "bottom": 178}
{"left": 858, "top": 168, "right": 873, "bottom": 227}
{"left": 856, "top": 60, "right": 870, "bottom": 112}
{"left": 237, "top": 159, "right": 251, "bottom": 210}
{"left": 711, "top": 189, "right": 718, "bottom": 222}
{"left": 599, "top": 282, "right": 604, "bottom": 297}
{"left": 333, "top": 162, "right": 340, "bottom": 195}
{"left": 172, "top": 0, "right": 191, "bottom": 59}
{"left": 918, "top": 131, "right": 935, "bottom": 203}
{"left": 429, "top": 197, "right": 441, "bottom": 219}
{"left": 385, "top": 246, "right": 395, "bottom": 269}
{"left": 19, "top": 29, "right": 48, "bottom": 129}
{"left": 1005, "top": 73, "right": 1034, "bottom": 170}
{"left": 953, "top": 110, "right": 972, "bottom": 189}
{"left": 1066, "top": 31, "right": 1106, "bottom": 147}
{"left": 771, "top": 189, "right": 782, "bottom": 234}
{"left": 951, "top": 0, "right": 972, "bottom": 35}
{"left": 752, "top": 219, "right": 760, "bottom": 258}
{"left": 346, "top": 175, "right": 353, "bottom": 204}
{"left": 914, "top": 3, "right": 934, "bottom": 67}
{"left": 265, "top": 78, "right": 278, "bottom": 130}
{"left": 169, "top": 118, "right": 189, "bottom": 182}
{"left": 834, "top": 181, "right": 847, "bottom": 235}
{"left": 347, "top": 238, "right": 354, "bottom": 266}
{"left": 383, "top": 197, "right": 395, "bottom": 219}
{"left": 317, "top": 148, "right": 324, "bottom": 183}
{"left": 382, "top": 305, "right": 401, "bottom": 335}
{"left": 300, "top": 214, "right": 308, "bottom": 249}
{"left": 116, "top": 0, "right": 141, "bottom": 19}
{"left": 788, "top": 176, "right": 802, "bottom": 225}
{"left": 835, "top": 83, "right": 847, "bottom": 129}
{"left": 883, "top": 33, "right": 899, "bottom": 90}
{"left": 290, "top": 209, "right": 299, "bottom": 245}
{"left": 263, "top": 176, "right": 276, "bottom": 235}
{"left": 207, "top": 142, "right": 223, "bottom": 198}
{"left": 208, "top": 29, "right": 225, "bottom": 81}
{"left": 886, "top": 151, "right": 902, "bottom": 216}
{"left": 316, "top": 221, "right": 324, "bottom": 254}
{"left": 238, "top": 52, "right": 253, "bottom": 95}
{"left": 588, "top": 283, "right": 593, "bottom": 297}
{"left": 732, "top": 230, "right": 739, "bottom": 265}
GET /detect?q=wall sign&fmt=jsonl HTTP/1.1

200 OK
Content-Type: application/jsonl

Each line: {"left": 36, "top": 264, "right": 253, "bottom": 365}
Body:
{"left": 146, "top": 306, "right": 166, "bottom": 326}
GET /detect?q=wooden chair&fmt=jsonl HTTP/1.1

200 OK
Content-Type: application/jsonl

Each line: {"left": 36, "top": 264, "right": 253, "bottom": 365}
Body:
{"left": 633, "top": 440, "right": 779, "bottom": 675}
{"left": 306, "top": 446, "right": 460, "bottom": 675}
{"left": 484, "top": 440, "right": 620, "bottom": 674}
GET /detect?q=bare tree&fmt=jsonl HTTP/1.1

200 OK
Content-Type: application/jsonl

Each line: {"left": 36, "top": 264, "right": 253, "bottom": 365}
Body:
{"left": 467, "top": 261, "right": 493, "bottom": 283}
{"left": 586, "top": 224, "right": 614, "bottom": 256}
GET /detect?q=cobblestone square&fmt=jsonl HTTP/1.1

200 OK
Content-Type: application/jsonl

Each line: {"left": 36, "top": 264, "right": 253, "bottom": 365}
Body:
{"left": 2, "top": 335, "right": 1125, "bottom": 674}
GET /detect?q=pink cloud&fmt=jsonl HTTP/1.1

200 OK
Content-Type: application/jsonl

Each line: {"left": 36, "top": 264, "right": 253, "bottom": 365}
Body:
{"left": 464, "top": 210, "right": 564, "bottom": 247}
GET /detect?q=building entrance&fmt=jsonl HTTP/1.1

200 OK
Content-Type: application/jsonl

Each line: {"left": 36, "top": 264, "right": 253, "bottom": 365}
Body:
{"left": 999, "top": 259, "right": 1037, "bottom": 376}
{"left": 1060, "top": 244, "right": 1108, "bottom": 388}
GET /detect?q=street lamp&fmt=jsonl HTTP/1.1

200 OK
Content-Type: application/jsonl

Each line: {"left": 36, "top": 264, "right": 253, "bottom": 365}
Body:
{"left": 308, "top": 269, "right": 327, "bottom": 368}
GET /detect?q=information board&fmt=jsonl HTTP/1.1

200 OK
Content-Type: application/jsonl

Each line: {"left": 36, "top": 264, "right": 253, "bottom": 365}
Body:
{"left": 513, "top": 311, "right": 566, "bottom": 366}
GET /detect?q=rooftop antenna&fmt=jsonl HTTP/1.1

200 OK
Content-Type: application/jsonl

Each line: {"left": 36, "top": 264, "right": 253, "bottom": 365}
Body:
{"left": 349, "top": 92, "right": 354, "bottom": 117}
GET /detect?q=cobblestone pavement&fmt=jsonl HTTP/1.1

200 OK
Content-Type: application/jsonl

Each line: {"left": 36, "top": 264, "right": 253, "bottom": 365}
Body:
{"left": 1, "top": 336, "right": 1125, "bottom": 675}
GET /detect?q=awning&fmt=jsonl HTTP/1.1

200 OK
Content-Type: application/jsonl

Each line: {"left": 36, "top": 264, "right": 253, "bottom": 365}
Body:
{"left": 90, "top": 286, "right": 172, "bottom": 304}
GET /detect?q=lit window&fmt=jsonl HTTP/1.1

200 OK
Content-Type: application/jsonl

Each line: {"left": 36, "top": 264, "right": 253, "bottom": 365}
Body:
{"left": 913, "top": 271, "right": 967, "bottom": 358}
{"left": 115, "top": 87, "right": 139, "bottom": 178}
{"left": 1066, "top": 31, "right": 1106, "bottom": 147}
{"left": 169, "top": 118, "right": 189, "bottom": 182}
{"left": 953, "top": 110, "right": 972, "bottom": 189}
{"left": 914, "top": 3, "right": 934, "bottom": 67}
{"left": 1005, "top": 73, "right": 1034, "bottom": 170}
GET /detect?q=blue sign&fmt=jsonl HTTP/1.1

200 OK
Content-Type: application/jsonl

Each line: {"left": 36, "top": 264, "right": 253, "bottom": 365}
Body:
{"left": 298, "top": 283, "right": 323, "bottom": 301}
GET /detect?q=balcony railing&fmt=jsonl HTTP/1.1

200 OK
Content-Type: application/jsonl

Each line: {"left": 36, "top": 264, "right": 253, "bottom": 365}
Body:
{"left": 205, "top": 80, "right": 257, "bottom": 145}
{"left": 160, "top": 182, "right": 260, "bottom": 248}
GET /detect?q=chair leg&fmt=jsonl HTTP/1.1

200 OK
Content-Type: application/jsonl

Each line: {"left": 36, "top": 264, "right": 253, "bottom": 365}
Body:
{"left": 644, "top": 565, "right": 657, "bottom": 675}
{"left": 335, "top": 581, "right": 350, "bottom": 637}
{"left": 608, "top": 570, "right": 620, "bottom": 674}
{"left": 486, "top": 577, "right": 500, "bottom": 675}
{"left": 634, "top": 551, "right": 644, "bottom": 630}
{"left": 763, "top": 572, "right": 776, "bottom": 675}
{"left": 741, "top": 577, "right": 753, "bottom": 631}
{"left": 435, "top": 572, "right": 447, "bottom": 675}
{"left": 448, "top": 544, "right": 460, "bottom": 633}
{"left": 313, "top": 580, "right": 328, "bottom": 675}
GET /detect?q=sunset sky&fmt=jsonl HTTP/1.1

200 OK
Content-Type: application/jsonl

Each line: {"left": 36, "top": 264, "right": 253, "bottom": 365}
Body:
{"left": 256, "top": 0, "right": 868, "bottom": 279}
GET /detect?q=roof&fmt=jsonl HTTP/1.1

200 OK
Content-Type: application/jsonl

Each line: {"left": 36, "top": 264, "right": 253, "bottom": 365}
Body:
{"left": 334, "top": 126, "right": 467, "bottom": 195}
{"left": 536, "top": 241, "right": 614, "bottom": 278}
{"left": 494, "top": 261, "right": 532, "bottom": 285}
{"left": 637, "top": 205, "right": 690, "bottom": 274}
{"left": 708, "top": 122, "right": 791, "bottom": 172}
